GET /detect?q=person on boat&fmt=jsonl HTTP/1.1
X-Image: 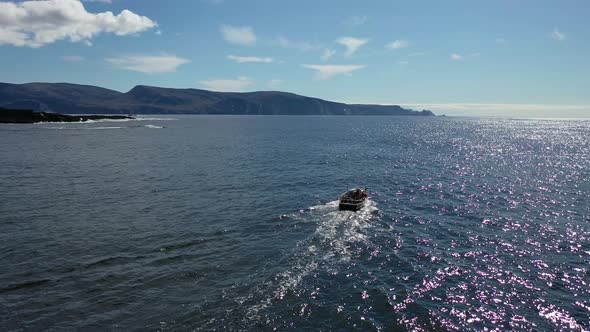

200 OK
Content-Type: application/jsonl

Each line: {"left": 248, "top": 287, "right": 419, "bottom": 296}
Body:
{"left": 353, "top": 189, "right": 361, "bottom": 199}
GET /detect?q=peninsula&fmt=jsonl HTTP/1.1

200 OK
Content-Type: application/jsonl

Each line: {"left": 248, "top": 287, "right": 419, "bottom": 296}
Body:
{"left": 0, "top": 82, "right": 435, "bottom": 116}
{"left": 0, "top": 107, "right": 134, "bottom": 124}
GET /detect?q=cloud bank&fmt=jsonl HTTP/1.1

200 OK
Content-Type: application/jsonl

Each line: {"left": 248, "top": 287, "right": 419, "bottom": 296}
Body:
{"left": 336, "top": 37, "right": 368, "bottom": 56}
{"left": 0, "top": 0, "right": 156, "bottom": 48}
{"left": 220, "top": 25, "right": 256, "bottom": 45}
{"left": 227, "top": 55, "right": 273, "bottom": 63}
{"left": 106, "top": 54, "right": 189, "bottom": 74}
{"left": 450, "top": 53, "right": 480, "bottom": 60}
{"left": 302, "top": 64, "right": 366, "bottom": 79}
{"left": 386, "top": 39, "right": 410, "bottom": 50}
{"left": 551, "top": 28, "right": 565, "bottom": 41}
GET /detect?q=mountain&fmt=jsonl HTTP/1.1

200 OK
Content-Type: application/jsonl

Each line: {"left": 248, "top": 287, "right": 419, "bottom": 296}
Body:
{"left": 0, "top": 82, "right": 435, "bottom": 116}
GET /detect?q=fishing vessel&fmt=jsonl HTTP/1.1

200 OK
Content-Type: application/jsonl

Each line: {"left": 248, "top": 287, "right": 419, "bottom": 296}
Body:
{"left": 338, "top": 188, "right": 368, "bottom": 211}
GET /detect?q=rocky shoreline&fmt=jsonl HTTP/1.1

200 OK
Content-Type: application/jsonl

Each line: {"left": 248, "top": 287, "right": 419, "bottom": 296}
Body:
{"left": 0, "top": 108, "right": 134, "bottom": 124}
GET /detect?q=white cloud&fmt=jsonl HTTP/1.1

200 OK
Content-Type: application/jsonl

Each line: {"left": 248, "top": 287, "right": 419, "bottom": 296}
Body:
{"left": 320, "top": 48, "right": 336, "bottom": 61}
{"left": 0, "top": 0, "right": 156, "bottom": 48}
{"left": 82, "top": 0, "right": 112, "bottom": 3}
{"left": 0, "top": 29, "right": 29, "bottom": 47}
{"left": 62, "top": 55, "right": 84, "bottom": 62}
{"left": 199, "top": 76, "right": 255, "bottom": 92}
{"left": 220, "top": 25, "right": 256, "bottom": 45}
{"left": 106, "top": 54, "right": 190, "bottom": 74}
{"left": 344, "top": 15, "right": 368, "bottom": 27}
{"left": 336, "top": 37, "right": 369, "bottom": 56}
{"left": 386, "top": 39, "right": 410, "bottom": 50}
{"left": 301, "top": 64, "right": 366, "bottom": 79}
{"left": 276, "top": 36, "right": 321, "bottom": 52}
{"left": 551, "top": 28, "right": 566, "bottom": 41}
{"left": 450, "top": 53, "right": 480, "bottom": 60}
{"left": 227, "top": 55, "right": 274, "bottom": 63}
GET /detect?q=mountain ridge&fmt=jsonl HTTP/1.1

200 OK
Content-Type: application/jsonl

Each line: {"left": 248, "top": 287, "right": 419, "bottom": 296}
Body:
{"left": 0, "top": 82, "right": 435, "bottom": 116}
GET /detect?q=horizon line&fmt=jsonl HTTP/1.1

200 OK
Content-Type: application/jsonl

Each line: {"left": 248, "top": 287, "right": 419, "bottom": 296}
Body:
{"left": 3, "top": 81, "right": 589, "bottom": 117}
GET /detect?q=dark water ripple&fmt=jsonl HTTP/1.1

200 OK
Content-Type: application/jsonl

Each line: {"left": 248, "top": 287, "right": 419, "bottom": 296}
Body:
{"left": 1, "top": 116, "right": 589, "bottom": 331}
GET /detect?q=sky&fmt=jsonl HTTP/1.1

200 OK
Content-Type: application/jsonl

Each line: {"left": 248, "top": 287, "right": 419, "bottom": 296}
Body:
{"left": 1, "top": 0, "right": 589, "bottom": 117}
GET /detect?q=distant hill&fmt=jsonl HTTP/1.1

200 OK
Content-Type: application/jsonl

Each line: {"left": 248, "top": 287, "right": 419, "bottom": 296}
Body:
{"left": 0, "top": 82, "right": 435, "bottom": 116}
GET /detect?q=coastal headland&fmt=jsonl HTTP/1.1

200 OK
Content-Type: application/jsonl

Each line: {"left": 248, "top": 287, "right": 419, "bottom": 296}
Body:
{"left": 0, "top": 82, "right": 435, "bottom": 117}
{"left": 0, "top": 108, "right": 133, "bottom": 124}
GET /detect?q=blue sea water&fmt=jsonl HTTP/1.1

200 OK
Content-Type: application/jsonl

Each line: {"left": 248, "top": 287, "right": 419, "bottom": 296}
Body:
{"left": 0, "top": 116, "right": 589, "bottom": 331}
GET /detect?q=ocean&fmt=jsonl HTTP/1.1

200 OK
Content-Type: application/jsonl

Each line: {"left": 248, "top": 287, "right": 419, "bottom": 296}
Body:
{"left": 1, "top": 116, "right": 589, "bottom": 331}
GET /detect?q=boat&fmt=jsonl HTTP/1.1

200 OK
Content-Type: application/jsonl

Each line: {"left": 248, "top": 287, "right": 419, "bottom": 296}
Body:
{"left": 339, "top": 187, "right": 368, "bottom": 211}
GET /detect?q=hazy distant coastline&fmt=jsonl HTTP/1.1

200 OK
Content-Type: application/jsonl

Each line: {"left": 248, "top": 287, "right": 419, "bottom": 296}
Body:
{"left": 0, "top": 82, "right": 435, "bottom": 117}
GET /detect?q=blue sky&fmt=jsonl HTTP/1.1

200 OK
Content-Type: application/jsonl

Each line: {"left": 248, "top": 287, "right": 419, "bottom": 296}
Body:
{"left": 1, "top": 0, "right": 589, "bottom": 116}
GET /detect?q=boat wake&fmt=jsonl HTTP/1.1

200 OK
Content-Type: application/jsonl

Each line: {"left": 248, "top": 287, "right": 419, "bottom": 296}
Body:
{"left": 41, "top": 124, "right": 165, "bottom": 130}
{"left": 238, "top": 199, "right": 380, "bottom": 324}
{"left": 134, "top": 116, "right": 178, "bottom": 121}
{"left": 44, "top": 126, "right": 125, "bottom": 130}
{"left": 33, "top": 116, "right": 177, "bottom": 125}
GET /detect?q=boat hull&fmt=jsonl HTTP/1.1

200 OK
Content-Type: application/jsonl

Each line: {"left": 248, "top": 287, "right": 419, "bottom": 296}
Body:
{"left": 339, "top": 201, "right": 365, "bottom": 211}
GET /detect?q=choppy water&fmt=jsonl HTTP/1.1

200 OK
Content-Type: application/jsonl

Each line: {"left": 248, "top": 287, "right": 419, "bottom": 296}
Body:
{"left": 1, "top": 116, "right": 589, "bottom": 331}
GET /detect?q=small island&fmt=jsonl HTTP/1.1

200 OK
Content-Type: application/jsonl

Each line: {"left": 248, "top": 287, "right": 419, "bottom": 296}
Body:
{"left": 0, "top": 107, "right": 134, "bottom": 124}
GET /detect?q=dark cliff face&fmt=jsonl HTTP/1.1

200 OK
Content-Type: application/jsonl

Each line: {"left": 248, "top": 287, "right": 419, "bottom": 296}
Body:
{"left": 0, "top": 83, "right": 129, "bottom": 114}
{"left": 0, "top": 82, "right": 436, "bottom": 116}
